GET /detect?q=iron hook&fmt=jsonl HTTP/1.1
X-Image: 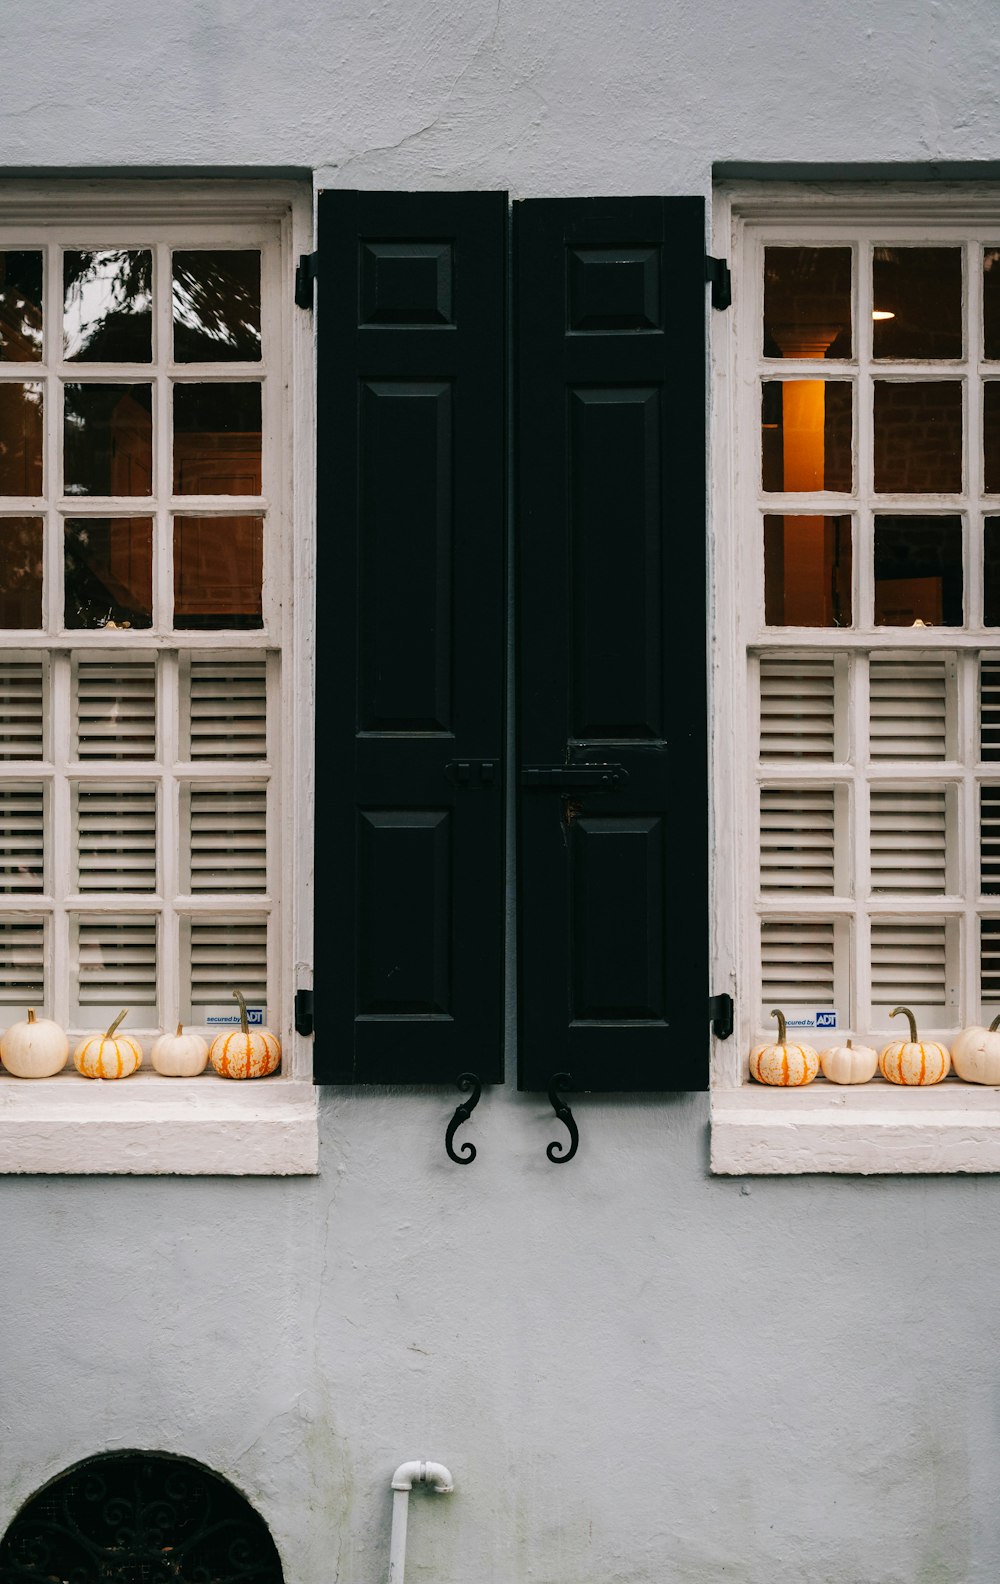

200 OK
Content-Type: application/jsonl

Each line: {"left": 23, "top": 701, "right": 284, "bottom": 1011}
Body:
{"left": 546, "top": 1073, "right": 579, "bottom": 1163}
{"left": 445, "top": 1072, "right": 482, "bottom": 1163}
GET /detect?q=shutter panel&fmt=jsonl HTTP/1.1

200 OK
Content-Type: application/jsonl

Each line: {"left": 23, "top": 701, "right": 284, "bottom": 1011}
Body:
{"left": 761, "top": 919, "right": 835, "bottom": 1010}
{"left": 188, "top": 917, "right": 268, "bottom": 1020}
{"left": 981, "top": 659, "right": 1000, "bottom": 761}
{"left": 516, "top": 196, "right": 707, "bottom": 1091}
{"left": 869, "top": 658, "right": 947, "bottom": 760}
{"left": 0, "top": 785, "right": 44, "bottom": 892}
{"left": 0, "top": 918, "right": 45, "bottom": 1011}
{"left": 76, "top": 784, "right": 157, "bottom": 892}
{"left": 75, "top": 657, "right": 156, "bottom": 760}
{"left": 314, "top": 191, "right": 506, "bottom": 1084}
{"left": 760, "top": 788, "right": 835, "bottom": 893}
{"left": 75, "top": 916, "right": 157, "bottom": 1026}
{"left": 0, "top": 660, "right": 44, "bottom": 760}
{"left": 183, "top": 656, "right": 267, "bottom": 760}
{"left": 870, "top": 788, "right": 947, "bottom": 893}
{"left": 759, "top": 656, "right": 836, "bottom": 760}
{"left": 870, "top": 919, "right": 952, "bottom": 1021}
{"left": 187, "top": 787, "right": 267, "bottom": 892}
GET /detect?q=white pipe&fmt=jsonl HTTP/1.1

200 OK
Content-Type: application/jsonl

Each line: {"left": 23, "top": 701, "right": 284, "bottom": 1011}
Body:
{"left": 387, "top": 1461, "right": 454, "bottom": 1584}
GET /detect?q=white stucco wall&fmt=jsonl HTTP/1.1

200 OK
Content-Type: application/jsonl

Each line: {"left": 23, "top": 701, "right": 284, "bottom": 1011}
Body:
{"left": 1, "top": 3, "right": 1000, "bottom": 1581}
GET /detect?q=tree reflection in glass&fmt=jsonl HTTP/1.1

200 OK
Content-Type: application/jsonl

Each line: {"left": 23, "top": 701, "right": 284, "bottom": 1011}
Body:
{"left": 172, "top": 251, "right": 261, "bottom": 362}
{"left": 0, "top": 253, "right": 42, "bottom": 361}
{"left": 63, "top": 250, "right": 152, "bottom": 362}
{"left": 64, "top": 518, "right": 153, "bottom": 629}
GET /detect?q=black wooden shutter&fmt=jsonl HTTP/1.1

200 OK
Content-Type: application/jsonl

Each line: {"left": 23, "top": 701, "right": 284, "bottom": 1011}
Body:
{"left": 516, "top": 197, "right": 708, "bottom": 1092}
{"left": 314, "top": 191, "right": 507, "bottom": 1084}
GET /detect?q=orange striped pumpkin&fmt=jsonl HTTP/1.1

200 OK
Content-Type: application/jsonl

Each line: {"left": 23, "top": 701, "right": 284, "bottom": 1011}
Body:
{"left": 878, "top": 1006, "right": 950, "bottom": 1086}
{"left": 749, "top": 1008, "right": 819, "bottom": 1086}
{"left": 209, "top": 989, "right": 281, "bottom": 1080}
{"left": 74, "top": 1009, "right": 143, "bottom": 1080}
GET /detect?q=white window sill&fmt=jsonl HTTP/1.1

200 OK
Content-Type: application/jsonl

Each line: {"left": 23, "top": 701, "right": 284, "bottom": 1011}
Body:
{"left": 0, "top": 1069, "right": 319, "bottom": 1175}
{"left": 711, "top": 1079, "right": 1000, "bottom": 1175}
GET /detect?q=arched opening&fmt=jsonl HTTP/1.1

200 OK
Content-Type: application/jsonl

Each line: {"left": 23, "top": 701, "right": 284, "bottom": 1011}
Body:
{"left": 0, "top": 1450, "right": 284, "bottom": 1583}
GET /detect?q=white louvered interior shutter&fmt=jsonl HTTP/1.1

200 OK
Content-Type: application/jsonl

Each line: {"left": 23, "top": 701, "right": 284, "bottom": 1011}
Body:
{"left": 75, "top": 658, "right": 156, "bottom": 761}
{"left": 870, "top": 919, "right": 953, "bottom": 1020}
{"left": 869, "top": 657, "right": 948, "bottom": 760}
{"left": 74, "top": 916, "right": 158, "bottom": 1028}
{"left": 870, "top": 787, "right": 948, "bottom": 894}
{"left": 760, "top": 787, "right": 835, "bottom": 894}
{"left": 0, "top": 785, "right": 44, "bottom": 894}
{"left": 186, "top": 917, "right": 268, "bottom": 1024}
{"left": 0, "top": 660, "right": 44, "bottom": 761}
{"left": 0, "top": 918, "right": 45, "bottom": 1011}
{"left": 761, "top": 919, "right": 836, "bottom": 1011}
{"left": 76, "top": 785, "right": 157, "bottom": 893}
{"left": 759, "top": 656, "right": 836, "bottom": 760}
{"left": 187, "top": 787, "right": 267, "bottom": 893}
{"left": 183, "top": 657, "right": 268, "bottom": 760}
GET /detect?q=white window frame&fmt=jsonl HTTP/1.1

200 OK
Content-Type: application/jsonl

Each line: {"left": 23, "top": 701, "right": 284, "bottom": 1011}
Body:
{"left": 711, "top": 180, "right": 1000, "bottom": 1175}
{"left": 0, "top": 181, "right": 317, "bottom": 1175}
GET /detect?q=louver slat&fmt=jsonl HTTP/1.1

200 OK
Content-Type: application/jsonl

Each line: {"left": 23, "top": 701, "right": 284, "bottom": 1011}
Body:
{"left": 870, "top": 659, "right": 947, "bottom": 760}
{"left": 0, "top": 786, "right": 44, "bottom": 892}
{"left": 190, "top": 918, "right": 267, "bottom": 1007}
{"left": 981, "top": 660, "right": 1000, "bottom": 762}
{"left": 77, "top": 918, "right": 157, "bottom": 1008}
{"left": 0, "top": 660, "right": 44, "bottom": 760}
{"left": 870, "top": 921, "right": 947, "bottom": 1008}
{"left": 75, "top": 659, "right": 156, "bottom": 760}
{"left": 759, "top": 657, "right": 835, "bottom": 760}
{"left": 870, "top": 789, "right": 947, "bottom": 893}
{"left": 189, "top": 788, "right": 266, "bottom": 892}
{"left": 0, "top": 918, "right": 44, "bottom": 1004}
{"left": 77, "top": 786, "right": 156, "bottom": 892}
{"left": 187, "top": 659, "right": 267, "bottom": 760}
{"left": 760, "top": 788, "right": 835, "bottom": 893}
{"left": 761, "top": 919, "right": 835, "bottom": 1007}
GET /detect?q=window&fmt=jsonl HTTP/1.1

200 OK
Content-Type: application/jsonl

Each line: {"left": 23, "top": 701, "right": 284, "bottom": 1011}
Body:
{"left": 712, "top": 184, "right": 1000, "bottom": 1174}
{"left": 0, "top": 184, "right": 316, "bottom": 1174}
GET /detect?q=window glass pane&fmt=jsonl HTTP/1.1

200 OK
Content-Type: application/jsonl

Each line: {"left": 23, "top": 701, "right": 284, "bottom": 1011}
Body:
{"left": 64, "top": 517, "right": 153, "bottom": 630}
{"left": 0, "top": 518, "right": 42, "bottom": 628}
{"left": 985, "top": 519, "right": 1000, "bottom": 626}
{"left": 763, "top": 247, "right": 852, "bottom": 359}
{"left": 63, "top": 383, "right": 152, "bottom": 497}
{"left": 763, "top": 514, "right": 852, "bottom": 626}
{"left": 983, "top": 382, "right": 1000, "bottom": 493}
{"left": 874, "top": 514, "right": 963, "bottom": 626}
{"left": 63, "top": 250, "right": 152, "bottom": 363}
{"left": 984, "top": 250, "right": 1000, "bottom": 361}
{"left": 172, "top": 383, "right": 262, "bottom": 495}
{"left": 172, "top": 251, "right": 262, "bottom": 363}
{"left": 761, "top": 381, "right": 852, "bottom": 492}
{"left": 873, "top": 381, "right": 962, "bottom": 494}
{"left": 73, "top": 914, "right": 156, "bottom": 1028}
{"left": 0, "top": 382, "right": 43, "bottom": 495}
{"left": 0, "top": 253, "right": 43, "bottom": 361}
{"left": 872, "top": 247, "right": 962, "bottom": 359}
{"left": 173, "top": 515, "right": 263, "bottom": 629}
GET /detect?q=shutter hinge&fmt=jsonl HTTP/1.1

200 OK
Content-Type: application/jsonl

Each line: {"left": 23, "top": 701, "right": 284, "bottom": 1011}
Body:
{"left": 705, "top": 255, "right": 732, "bottom": 311}
{"left": 295, "top": 252, "right": 318, "bottom": 310}
{"left": 294, "top": 987, "right": 315, "bottom": 1036}
{"left": 709, "top": 992, "right": 734, "bottom": 1040}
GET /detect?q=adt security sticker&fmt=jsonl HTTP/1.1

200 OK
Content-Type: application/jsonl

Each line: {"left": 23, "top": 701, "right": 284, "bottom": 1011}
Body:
{"left": 784, "top": 1010, "right": 838, "bottom": 1030}
{"left": 203, "top": 1005, "right": 267, "bottom": 1028}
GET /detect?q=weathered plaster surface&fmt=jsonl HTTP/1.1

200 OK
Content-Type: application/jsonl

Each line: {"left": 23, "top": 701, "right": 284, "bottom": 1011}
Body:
{"left": 1, "top": 2, "right": 1000, "bottom": 1580}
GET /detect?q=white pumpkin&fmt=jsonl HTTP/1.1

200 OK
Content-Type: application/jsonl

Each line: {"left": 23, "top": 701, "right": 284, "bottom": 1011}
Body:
{"left": 950, "top": 1014, "right": 1000, "bottom": 1085}
{"left": 878, "top": 1006, "right": 950, "bottom": 1086}
{"left": 749, "top": 1008, "right": 819, "bottom": 1087}
{"left": 209, "top": 989, "right": 281, "bottom": 1080}
{"left": 0, "top": 1008, "right": 69, "bottom": 1078}
{"left": 151, "top": 1023, "right": 209, "bottom": 1077}
{"left": 819, "top": 1038, "right": 879, "bottom": 1085}
{"left": 73, "top": 1009, "right": 143, "bottom": 1080}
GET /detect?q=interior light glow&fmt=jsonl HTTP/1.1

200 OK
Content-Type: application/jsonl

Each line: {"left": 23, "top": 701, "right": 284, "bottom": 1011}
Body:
{"left": 872, "top": 309, "right": 895, "bottom": 321}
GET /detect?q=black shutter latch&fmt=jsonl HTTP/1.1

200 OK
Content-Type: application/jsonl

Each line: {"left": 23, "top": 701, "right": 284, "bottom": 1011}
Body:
{"left": 709, "top": 992, "right": 734, "bottom": 1040}
{"left": 294, "top": 988, "right": 315, "bottom": 1036}
{"left": 705, "top": 256, "right": 732, "bottom": 311}
{"left": 295, "top": 252, "right": 318, "bottom": 310}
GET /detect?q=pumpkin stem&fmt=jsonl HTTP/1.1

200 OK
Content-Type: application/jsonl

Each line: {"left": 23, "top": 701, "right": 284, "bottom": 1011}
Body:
{"left": 104, "top": 1009, "right": 128, "bottom": 1041}
{"left": 233, "top": 988, "right": 249, "bottom": 1037}
{"left": 846, "top": 1038, "right": 853, "bottom": 1049}
{"left": 26, "top": 1008, "right": 35, "bottom": 1024}
{"left": 890, "top": 1006, "right": 918, "bottom": 1043}
{"left": 175, "top": 1023, "right": 184, "bottom": 1038}
{"left": 770, "top": 1007, "right": 787, "bottom": 1044}
{"left": 990, "top": 1014, "right": 1000, "bottom": 1034}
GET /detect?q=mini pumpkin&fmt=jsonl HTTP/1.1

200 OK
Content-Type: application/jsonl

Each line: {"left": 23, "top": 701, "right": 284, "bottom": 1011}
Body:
{"left": 749, "top": 1008, "right": 819, "bottom": 1087}
{"left": 950, "top": 1013, "right": 1000, "bottom": 1085}
{"left": 209, "top": 989, "right": 281, "bottom": 1080}
{"left": 819, "top": 1037, "right": 879, "bottom": 1086}
{"left": 0, "top": 1008, "right": 69, "bottom": 1079}
{"left": 73, "top": 1009, "right": 143, "bottom": 1080}
{"left": 878, "top": 1006, "right": 950, "bottom": 1086}
{"left": 151, "top": 1023, "right": 209, "bottom": 1078}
